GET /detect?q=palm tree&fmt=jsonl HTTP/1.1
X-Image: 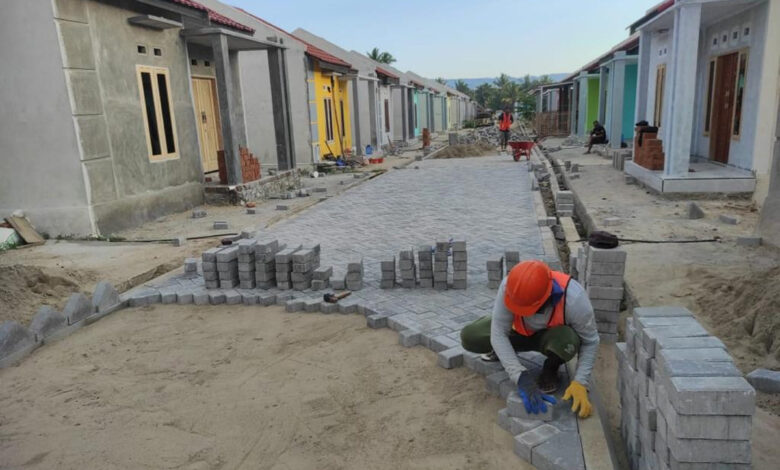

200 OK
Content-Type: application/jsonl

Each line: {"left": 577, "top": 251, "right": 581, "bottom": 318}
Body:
{"left": 454, "top": 79, "right": 472, "bottom": 97}
{"left": 435, "top": 77, "right": 447, "bottom": 85}
{"left": 367, "top": 47, "right": 396, "bottom": 64}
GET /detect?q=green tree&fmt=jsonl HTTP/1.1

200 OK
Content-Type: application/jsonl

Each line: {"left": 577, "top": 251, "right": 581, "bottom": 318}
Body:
{"left": 454, "top": 79, "right": 473, "bottom": 98}
{"left": 474, "top": 83, "right": 494, "bottom": 108}
{"left": 435, "top": 77, "right": 447, "bottom": 85}
{"left": 367, "top": 47, "right": 396, "bottom": 64}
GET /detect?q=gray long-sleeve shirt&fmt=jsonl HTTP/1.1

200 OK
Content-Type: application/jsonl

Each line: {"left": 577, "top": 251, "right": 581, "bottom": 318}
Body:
{"left": 490, "top": 277, "right": 600, "bottom": 387}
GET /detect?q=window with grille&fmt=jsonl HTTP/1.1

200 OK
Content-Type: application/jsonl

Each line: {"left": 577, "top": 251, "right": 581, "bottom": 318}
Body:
{"left": 732, "top": 50, "right": 748, "bottom": 138}
{"left": 324, "top": 98, "right": 334, "bottom": 141}
{"left": 704, "top": 59, "right": 716, "bottom": 134}
{"left": 136, "top": 65, "right": 178, "bottom": 161}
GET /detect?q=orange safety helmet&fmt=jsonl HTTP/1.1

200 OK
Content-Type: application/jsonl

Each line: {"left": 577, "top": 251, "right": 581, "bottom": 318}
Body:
{"left": 503, "top": 260, "right": 553, "bottom": 317}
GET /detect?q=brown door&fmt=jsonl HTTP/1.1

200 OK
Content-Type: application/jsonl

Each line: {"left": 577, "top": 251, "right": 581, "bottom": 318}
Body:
{"left": 709, "top": 53, "right": 739, "bottom": 164}
{"left": 192, "top": 77, "right": 223, "bottom": 173}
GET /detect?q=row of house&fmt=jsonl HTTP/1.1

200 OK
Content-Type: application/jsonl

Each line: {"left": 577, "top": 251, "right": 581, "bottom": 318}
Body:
{"left": 0, "top": 0, "right": 476, "bottom": 237}
{"left": 534, "top": 0, "right": 780, "bottom": 221}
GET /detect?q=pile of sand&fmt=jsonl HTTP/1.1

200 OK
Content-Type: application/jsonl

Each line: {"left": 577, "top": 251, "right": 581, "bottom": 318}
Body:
{"left": 691, "top": 266, "right": 780, "bottom": 413}
{"left": 434, "top": 143, "right": 496, "bottom": 159}
{"left": 0, "top": 264, "right": 86, "bottom": 324}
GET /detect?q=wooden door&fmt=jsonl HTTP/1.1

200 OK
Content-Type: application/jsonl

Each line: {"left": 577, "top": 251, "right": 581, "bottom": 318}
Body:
{"left": 192, "top": 77, "right": 223, "bottom": 173}
{"left": 709, "top": 53, "right": 738, "bottom": 164}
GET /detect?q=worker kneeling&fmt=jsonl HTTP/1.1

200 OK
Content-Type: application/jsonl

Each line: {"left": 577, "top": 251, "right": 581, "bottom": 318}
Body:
{"left": 460, "top": 260, "right": 599, "bottom": 418}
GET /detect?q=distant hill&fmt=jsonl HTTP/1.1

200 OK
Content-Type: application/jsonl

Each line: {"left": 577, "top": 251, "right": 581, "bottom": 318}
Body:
{"left": 445, "top": 74, "right": 569, "bottom": 89}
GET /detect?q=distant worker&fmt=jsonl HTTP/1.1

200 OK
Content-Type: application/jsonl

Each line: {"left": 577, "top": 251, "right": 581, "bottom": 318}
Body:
{"left": 585, "top": 120, "right": 607, "bottom": 154}
{"left": 460, "top": 260, "right": 599, "bottom": 417}
{"left": 498, "top": 106, "right": 514, "bottom": 151}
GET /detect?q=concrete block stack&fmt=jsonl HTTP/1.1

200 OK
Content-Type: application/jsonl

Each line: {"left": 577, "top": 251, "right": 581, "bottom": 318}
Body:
{"left": 346, "top": 259, "right": 364, "bottom": 291}
{"left": 452, "top": 241, "right": 467, "bottom": 290}
{"left": 580, "top": 244, "right": 626, "bottom": 343}
{"left": 418, "top": 245, "right": 434, "bottom": 288}
{"left": 291, "top": 246, "right": 319, "bottom": 291}
{"left": 254, "top": 239, "right": 281, "bottom": 289}
{"left": 380, "top": 257, "right": 396, "bottom": 289}
{"left": 634, "top": 126, "right": 665, "bottom": 171}
{"left": 274, "top": 245, "right": 301, "bottom": 290}
{"left": 616, "top": 306, "right": 755, "bottom": 470}
{"left": 311, "top": 266, "right": 332, "bottom": 291}
{"left": 398, "top": 250, "right": 417, "bottom": 288}
{"left": 237, "top": 239, "right": 257, "bottom": 289}
{"left": 487, "top": 256, "right": 504, "bottom": 289}
{"left": 216, "top": 246, "right": 239, "bottom": 289}
{"left": 202, "top": 247, "right": 220, "bottom": 289}
{"left": 556, "top": 191, "right": 574, "bottom": 217}
{"left": 505, "top": 250, "right": 520, "bottom": 273}
{"left": 433, "top": 241, "right": 449, "bottom": 291}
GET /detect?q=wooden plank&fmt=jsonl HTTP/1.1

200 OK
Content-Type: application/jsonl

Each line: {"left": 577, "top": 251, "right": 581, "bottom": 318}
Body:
{"left": 5, "top": 216, "right": 44, "bottom": 245}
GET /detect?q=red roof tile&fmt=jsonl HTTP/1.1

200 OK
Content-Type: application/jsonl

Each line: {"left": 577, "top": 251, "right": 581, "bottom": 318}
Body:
{"left": 233, "top": 7, "right": 351, "bottom": 69}
{"left": 376, "top": 66, "right": 399, "bottom": 79}
{"left": 165, "top": 0, "right": 254, "bottom": 33}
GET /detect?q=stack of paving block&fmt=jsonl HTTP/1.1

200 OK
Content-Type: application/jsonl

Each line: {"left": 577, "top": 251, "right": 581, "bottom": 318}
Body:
{"left": 451, "top": 241, "right": 467, "bottom": 289}
{"left": 417, "top": 245, "right": 434, "bottom": 288}
{"left": 380, "top": 257, "right": 396, "bottom": 289}
{"left": 237, "top": 239, "right": 257, "bottom": 289}
{"left": 311, "top": 266, "right": 332, "bottom": 290}
{"left": 345, "top": 259, "right": 364, "bottom": 291}
{"left": 505, "top": 250, "right": 520, "bottom": 273}
{"left": 433, "top": 241, "right": 450, "bottom": 291}
{"left": 201, "top": 247, "right": 221, "bottom": 289}
{"left": 291, "top": 246, "right": 319, "bottom": 291}
{"left": 487, "top": 256, "right": 504, "bottom": 289}
{"left": 254, "top": 239, "right": 281, "bottom": 289}
{"left": 616, "top": 306, "right": 754, "bottom": 470}
{"left": 580, "top": 244, "right": 626, "bottom": 343}
{"left": 274, "top": 245, "right": 301, "bottom": 290}
{"left": 215, "top": 246, "right": 239, "bottom": 289}
{"left": 399, "top": 250, "right": 416, "bottom": 288}
{"left": 556, "top": 190, "right": 574, "bottom": 217}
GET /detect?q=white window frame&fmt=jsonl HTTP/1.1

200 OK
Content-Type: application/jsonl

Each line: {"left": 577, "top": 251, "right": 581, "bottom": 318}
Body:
{"left": 136, "top": 65, "right": 179, "bottom": 161}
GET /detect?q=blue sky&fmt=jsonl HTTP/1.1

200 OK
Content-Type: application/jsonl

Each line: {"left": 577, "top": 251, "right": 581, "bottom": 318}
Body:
{"left": 229, "top": 0, "right": 660, "bottom": 78}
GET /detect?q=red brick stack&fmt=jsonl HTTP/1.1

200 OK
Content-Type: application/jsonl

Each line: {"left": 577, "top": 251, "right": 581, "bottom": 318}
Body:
{"left": 240, "top": 146, "right": 261, "bottom": 183}
{"left": 633, "top": 126, "right": 665, "bottom": 171}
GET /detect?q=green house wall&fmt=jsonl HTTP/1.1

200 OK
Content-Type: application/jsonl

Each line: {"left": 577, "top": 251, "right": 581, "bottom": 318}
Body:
{"left": 587, "top": 77, "right": 600, "bottom": 128}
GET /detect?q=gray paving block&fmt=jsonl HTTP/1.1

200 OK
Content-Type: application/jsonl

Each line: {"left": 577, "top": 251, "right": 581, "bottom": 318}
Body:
{"left": 399, "top": 329, "right": 421, "bottom": 347}
{"left": 285, "top": 299, "right": 305, "bottom": 312}
{"left": 92, "top": 281, "right": 121, "bottom": 314}
{"left": 303, "top": 299, "right": 321, "bottom": 312}
{"left": 202, "top": 247, "right": 220, "bottom": 262}
{"left": 29, "top": 306, "right": 67, "bottom": 341}
{"left": 429, "top": 334, "right": 459, "bottom": 353}
{"left": 586, "top": 285, "right": 624, "bottom": 300}
{"left": 666, "top": 433, "right": 750, "bottom": 464}
{"left": 686, "top": 202, "right": 704, "bottom": 219}
{"left": 224, "top": 290, "right": 242, "bottom": 305}
{"left": 513, "top": 423, "right": 560, "bottom": 461}
{"left": 736, "top": 236, "right": 762, "bottom": 247}
{"left": 366, "top": 313, "right": 388, "bottom": 328}
{"left": 437, "top": 346, "right": 464, "bottom": 369}
{"left": 63, "top": 293, "right": 93, "bottom": 324}
{"left": 257, "top": 293, "right": 276, "bottom": 306}
{"left": 0, "top": 321, "right": 37, "bottom": 362}
{"left": 665, "top": 376, "right": 755, "bottom": 416}
{"left": 746, "top": 368, "right": 780, "bottom": 394}
{"left": 654, "top": 335, "right": 725, "bottom": 351}
{"left": 636, "top": 315, "right": 701, "bottom": 330}
{"left": 587, "top": 261, "right": 626, "bottom": 276}
{"left": 531, "top": 431, "right": 585, "bottom": 470}
{"left": 642, "top": 324, "right": 711, "bottom": 356}
{"left": 658, "top": 387, "right": 751, "bottom": 440}
{"left": 585, "top": 274, "right": 623, "bottom": 287}
{"left": 193, "top": 290, "right": 209, "bottom": 305}
{"left": 486, "top": 370, "right": 511, "bottom": 397}
{"left": 219, "top": 279, "right": 238, "bottom": 289}
{"left": 718, "top": 214, "right": 740, "bottom": 225}
{"left": 587, "top": 245, "right": 627, "bottom": 263}
{"left": 242, "top": 292, "right": 258, "bottom": 305}
{"left": 216, "top": 246, "right": 239, "bottom": 262}
{"left": 506, "top": 391, "right": 553, "bottom": 421}
{"left": 184, "top": 258, "right": 198, "bottom": 272}
{"left": 160, "top": 289, "right": 177, "bottom": 304}
{"left": 208, "top": 291, "right": 226, "bottom": 305}
{"left": 320, "top": 302, "right": 339, "bottom": 314}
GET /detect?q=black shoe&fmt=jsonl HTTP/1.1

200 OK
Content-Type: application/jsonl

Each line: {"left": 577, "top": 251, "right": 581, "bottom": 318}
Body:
{"left": 538, "top": 357, "right": 562, "bottom": 394}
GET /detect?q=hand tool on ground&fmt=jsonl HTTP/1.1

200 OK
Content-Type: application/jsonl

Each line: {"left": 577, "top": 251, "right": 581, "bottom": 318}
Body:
{"left": 517, "top": 372, "right": 557, "bottom": 414}
{"left": 323, "top": 292, "right": 351, "bottom": 303}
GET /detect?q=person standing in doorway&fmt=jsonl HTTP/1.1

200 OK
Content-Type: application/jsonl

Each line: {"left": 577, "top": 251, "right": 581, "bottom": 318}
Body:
{"left": 498, "top": 106, "right": 514, "bottom": 151}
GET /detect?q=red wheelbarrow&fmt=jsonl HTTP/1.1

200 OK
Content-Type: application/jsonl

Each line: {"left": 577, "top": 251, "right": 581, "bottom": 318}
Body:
{"left": 508, "top": 141, "right": 534, "bottom": 162}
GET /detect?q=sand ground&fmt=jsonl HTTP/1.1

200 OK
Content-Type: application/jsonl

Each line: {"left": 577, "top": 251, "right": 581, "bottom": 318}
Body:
{"left": 0, "top": 304, "right": 529, "bottom": 470}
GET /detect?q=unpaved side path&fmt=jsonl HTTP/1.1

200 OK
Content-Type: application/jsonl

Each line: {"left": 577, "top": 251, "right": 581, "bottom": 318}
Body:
{"left": 0, "top": 304, "right": 527, "bottom": 470}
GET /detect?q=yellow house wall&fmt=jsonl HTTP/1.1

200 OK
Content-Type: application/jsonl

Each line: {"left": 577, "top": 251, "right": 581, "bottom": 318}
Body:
{"left": 313, "top": 64, "right": 352, "bottom": 159}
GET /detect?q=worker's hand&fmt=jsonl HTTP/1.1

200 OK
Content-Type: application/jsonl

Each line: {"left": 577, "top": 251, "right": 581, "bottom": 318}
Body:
{"left": 517, "top": 373, "right": 557, "bottom": 414}
{"left": 563, "top": 381, "right": 592, "bottom": 418}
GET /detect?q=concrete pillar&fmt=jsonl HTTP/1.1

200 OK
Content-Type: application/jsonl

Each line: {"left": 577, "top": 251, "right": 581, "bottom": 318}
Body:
{"left": 212, "top": 35, "right": 242, "bottom": 184}
{"left": 267, "top": 47, "right": 294, "bottom": 170}
{"left": 569, "top": 82, "right": 578, "bottom": 136}
{"left": 367, "top": 81, "right": 378, "bottom": 147}
{"left": 598, "top": 66, "right": 608, "bottom": 124}
{"left": 635, "top": 29, "right": 652, "bottom": 124}
{"left": 664, "top": 2, "right": 702, "bottom": 177}
{"left": 400, "top": 87, "right": 409, "bottom": 141}
{"left": 577, "top": 73, "right": 589, "bottom": 138}
{"left": 758, "top": 97, "right": 780, "bottom": 246}
{"left": 350, "top": 77, "right": 363, "bottom": 155}
{"left": 609, "top": 52, "right": 628, "bottom": 149}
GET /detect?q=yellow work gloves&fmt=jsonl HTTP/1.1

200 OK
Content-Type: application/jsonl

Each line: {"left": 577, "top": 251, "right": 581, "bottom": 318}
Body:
{"left": 563, "top": 381, "right": 592, "bottom": 418}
